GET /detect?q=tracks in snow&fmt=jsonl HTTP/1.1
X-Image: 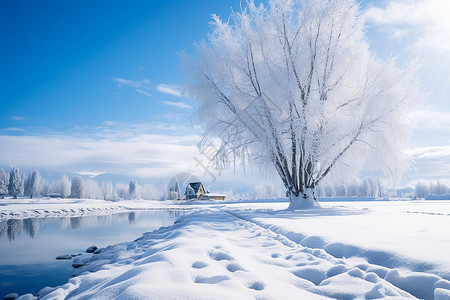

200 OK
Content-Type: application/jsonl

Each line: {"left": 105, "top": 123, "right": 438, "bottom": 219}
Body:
{"left": 224, "top": 208, "right": 450, "bottom": 300}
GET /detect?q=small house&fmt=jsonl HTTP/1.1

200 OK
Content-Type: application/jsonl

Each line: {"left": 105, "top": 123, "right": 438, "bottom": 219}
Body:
{"left": 184, "top": 182, "right": 206, "bottom": 199}
{"left": 184, "top": 182, "right": 225, "bottom": 201}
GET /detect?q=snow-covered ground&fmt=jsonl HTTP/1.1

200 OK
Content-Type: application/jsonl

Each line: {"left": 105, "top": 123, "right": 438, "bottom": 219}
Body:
{"left": 2, "top": 198, "right": 450, "bottom": 299}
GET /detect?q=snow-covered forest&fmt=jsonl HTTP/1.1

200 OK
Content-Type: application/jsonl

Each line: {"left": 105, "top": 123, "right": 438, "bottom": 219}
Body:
{"left": 1, "top": 166, "right": 449, "bottom": 200}
{"left": 0, "top": 168, "right": 164, "bottom": 200}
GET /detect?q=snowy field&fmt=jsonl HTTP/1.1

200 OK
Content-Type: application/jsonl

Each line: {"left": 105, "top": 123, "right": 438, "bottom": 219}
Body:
{"left": 2, "top": 198, "right": 450, "bottom": 299}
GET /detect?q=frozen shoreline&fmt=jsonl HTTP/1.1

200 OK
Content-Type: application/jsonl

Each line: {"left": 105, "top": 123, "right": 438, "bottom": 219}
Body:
{"left": 0, "top": 198, "right": 186, "bottom": 221}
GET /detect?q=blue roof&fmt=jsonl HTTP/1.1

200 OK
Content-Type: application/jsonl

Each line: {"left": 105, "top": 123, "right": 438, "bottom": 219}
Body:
{"left": 186, "top": 182, "right": 202, "bottom": 194}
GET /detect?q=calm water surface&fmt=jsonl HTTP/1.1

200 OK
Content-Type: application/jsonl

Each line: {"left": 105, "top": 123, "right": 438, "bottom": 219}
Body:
{"left": 0, "top": 209, "right": 185, "bottom": 298}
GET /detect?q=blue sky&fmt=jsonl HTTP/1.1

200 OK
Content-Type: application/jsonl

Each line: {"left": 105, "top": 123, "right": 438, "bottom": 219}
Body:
{"left": 1, "top": 0, "right": 449, "bottom": 190}
{"left": 1, "top": 0, "right": 242, "bottom": 130}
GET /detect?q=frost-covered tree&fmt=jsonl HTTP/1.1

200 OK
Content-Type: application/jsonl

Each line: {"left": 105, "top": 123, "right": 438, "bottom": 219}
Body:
{"left": 324, "top": 185, "right": 335, "bottom": 197}
{"left": 41, "top": 179, "right": 50, "bottom": 196}
{"left": 361, "top": 179, "right": 371, "bottom": 197}
{"left": 186, "top": 0, "right": 422, "bottom": 209}
{"left": 83, "top": 179, "right": 102, "bottom": 199}
{"left": 8, "top": 167, "right": 24, "bottom": 199}
{"left": 101, "top": 181, "right": 115, "bottom": 200}
{"left": 368, "top": 177, "right": 379, "bottom": 197}
{"left": 414, "top": 181, "right": 429, "bottom": 198}
{"left": 138, "top": 183, "right": 164, "bottom": 200}
{"left": 114, "top": 183, "right": 129, "bottom": 200}
{"left": 70, "top": 176, "right": 84, "bottom": 198}
{"left": 334, "top": 185, "right": 347, "bottom": 197}
{"left": 47, "top": 176, "right": 70, "bottom": 198}
{"left": 25, "top": 170, "right": 41, "bottom": 198}
{"left": 129, "top": 179, "right": 137, "bottom": 199}
{"left": 346, "top": 183, "right": 360, "bottom": 197}
{"left": 430, "top": 181, "right": 449, "bottom": 195}
{"left": 60, "top": 175, "right": 71, "bottom": 198}
{"left": 0, "top": 169, "right": 8, "bottom": 197}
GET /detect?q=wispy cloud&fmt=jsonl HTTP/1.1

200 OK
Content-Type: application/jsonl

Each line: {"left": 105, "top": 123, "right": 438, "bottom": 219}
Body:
{"left": 136, "top": 89, "right": 152, "bottom": 97}
{"left": 103, "top": 121, "right": 119, "bottom": 127}
{"left": 113, "top": 78, "right": 150, "bottom": 88}
{"left": 77, "top": 171, "right": 105, "bottom": 178}
{"left": 1, "top": 127, "right": 25, "bottom": 132}
{"left": 365, "top": 0, "right": 450, "bottom": 53}
{"left": 157, "top": 84, "right": 182, "bottom": 97}
{"left": 12, "top": 116, "right": 24, "bottom": 121}
{"left": 162, "top": 101, "right": 192, "bottom": 109}
{"left": 408, "top": 108, "right": 450, "bottom": 130}
{"left": 113, "top": 77, "right": 153, "bottom": 100}
{"left": 406, "top": 145, "right": 450, "bottom": 179}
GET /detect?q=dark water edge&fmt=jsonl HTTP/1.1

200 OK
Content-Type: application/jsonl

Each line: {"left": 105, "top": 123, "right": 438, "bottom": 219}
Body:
{"left": 0, "top": 262, "right": 73, "bottom": 298}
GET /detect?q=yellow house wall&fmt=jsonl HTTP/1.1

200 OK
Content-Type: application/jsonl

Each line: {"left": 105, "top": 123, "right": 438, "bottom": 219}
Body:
{"left": 196, "top": 184, "right": 205, "bottom": 199}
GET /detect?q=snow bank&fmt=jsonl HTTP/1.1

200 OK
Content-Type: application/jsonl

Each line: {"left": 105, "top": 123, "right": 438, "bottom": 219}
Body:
{"left": 228, "top": 200, "right": 450, "bottom": 299}
{"left": 5, "top": 199, "right": 450, "bottom": 299}
{"left": 14, "top": 203, "right": 450, "bottom": 299}
{"left": 0, "top": 198, "right": 181, "bottom": 221}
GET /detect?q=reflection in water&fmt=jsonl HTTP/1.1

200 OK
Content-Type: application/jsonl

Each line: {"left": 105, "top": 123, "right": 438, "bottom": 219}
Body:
{"left": 70, "top": 217, "right": 82, "bottom": 229}
{"left": 7, "top": 219, "right": 23, "bottom": 241}
{"left": 128, "top": 212, "right": 135, "bottom": 224}
{"left": 0, "top": 209, "right": 187, "bottom": 242}
{"left": 23, "top": 218, "right": 40, "bottom": 239}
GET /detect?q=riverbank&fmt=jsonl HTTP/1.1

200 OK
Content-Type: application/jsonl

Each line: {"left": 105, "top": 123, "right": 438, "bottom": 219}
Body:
{"left": 0, "top": 198, "right": 182, "bottom": 221}
{"left": 9, "top": 199, "right": 450, "bottom": 300}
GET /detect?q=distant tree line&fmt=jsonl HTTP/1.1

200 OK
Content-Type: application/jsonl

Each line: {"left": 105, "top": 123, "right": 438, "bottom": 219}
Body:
{"left": 0, "top": 167, "right": 164, "bottom": 200}
{"left": 1, "top": 167, "right": 447, "bottom": 200}
{"left": 414, "top": 181, "right": 450, "bottom": 198}
{"left": 315, "top": 177, "right": 388, "bottom": 198}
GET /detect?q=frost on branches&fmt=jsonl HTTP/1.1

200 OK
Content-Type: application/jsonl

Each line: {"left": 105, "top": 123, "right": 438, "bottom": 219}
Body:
{"left": 186, "top": 0, "right": 422, "bottom": 209}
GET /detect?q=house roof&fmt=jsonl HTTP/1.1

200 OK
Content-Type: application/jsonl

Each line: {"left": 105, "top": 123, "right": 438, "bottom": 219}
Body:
{"left": 184, "top": 185, "right": 194, "bottom": 195}
{"left": 186, "top": 182, "right": 202, "bottom": 194}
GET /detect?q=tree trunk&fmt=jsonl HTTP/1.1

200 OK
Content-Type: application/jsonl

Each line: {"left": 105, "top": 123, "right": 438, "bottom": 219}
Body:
{"left": 287, "top": 188, "right": 320, "bottom": 210}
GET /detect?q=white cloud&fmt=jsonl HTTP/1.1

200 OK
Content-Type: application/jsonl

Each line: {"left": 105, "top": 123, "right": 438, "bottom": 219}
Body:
{"left": 103, "top": 121, "right": 119, "bottom": 126}
{"left": 136, "top": 89, "right": 152, "bottom": 97}
{"left": 77, "top": 171, "right": 105, "bottom": 178}
{"left": 0, "top": 132, "right": 200, "bottom": 179}
{"left": 408, "top": 108, "right": 450, "bottom": 130}
{"left": 113, "top": 78, "right": 150, "bottom": 88}
{"left": 407, "top": 146, "right": 450, "bottom": 160}
{"left": 406, "top": 145, "right": 450, "bottom": 179}
{"left": 365, "top": 0, "right": 450, "bottom": 52}
{"left": 2, "top": 127, "right": 25, "bottom": 132}
{"left": 0, "top": 122, "right": 271, "bottom": 191}
{"left": 12, "top": 116, "right": 24, "bottom": 121}
{"left": 162, "top": 101, "right": 193, "bottom": 109}
{"left": 157, "top": 84, "right": 182, "bottom": 97}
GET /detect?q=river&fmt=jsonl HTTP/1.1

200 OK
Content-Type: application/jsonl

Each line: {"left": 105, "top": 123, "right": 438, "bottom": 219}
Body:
{"left": 0, "top": 209, "right": 185, "bottom": 298}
